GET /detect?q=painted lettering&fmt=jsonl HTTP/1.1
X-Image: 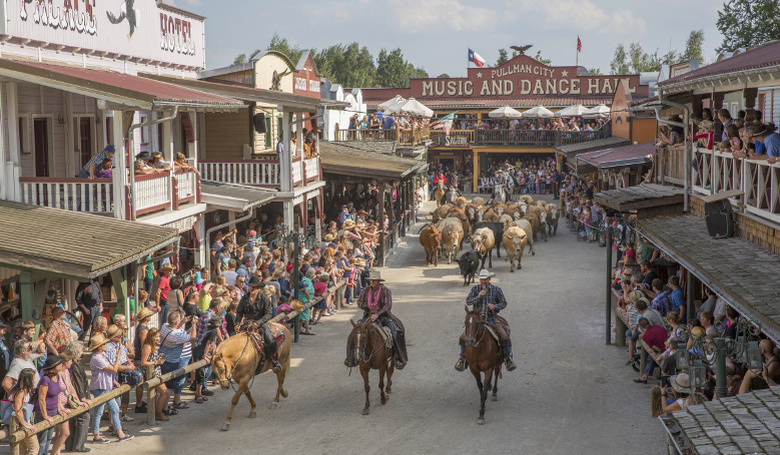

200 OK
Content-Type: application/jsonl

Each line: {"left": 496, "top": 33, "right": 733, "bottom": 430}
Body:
{"left": 520, "top": 80, "right": 531, "bottom": 95}
{"left": 533, "top": 66, "right": 540, "bottom": 75}
{"left": 532, "top": 79, "right": 544, "bottom": 95}
{"left": 434, "top": 81, "right": 445, "bottom": 96}
{"left": 570, "top": 79, "right": 581, "bottom": 95}
{"left": 25, "top": 0, "right": 96, "bottom": 34}
{"left": 601, "top": 78, "right": 614, "bottom": 94}
{"left": 545, "top": 79, "right": 557, "bottom": 95}
{"left": 446, "top": 80, "right": 457, "bottom": 96}
{"left": 559, "top": 79, "right": 569, "bottom": 95}
{"left": 422, "top": 81, "right": 433, "bottom": 97}
{"left": 588, "top": 78, "right": 600, "bottom": 95}
{"left": 503, "top": 79, "right": 514, "bottom": 96}
{"left": 457, "top": 80, "right": 463, "bottom": 96}
{"left": 623, "top": 78, "right": 637, "bottom": 94}
{"left": 160, "top": 13, "right": 196, "bottom": 56}
{"left": 479, "top": 81, "right": 491, "bottom": 96}
{"left": 463, "top": 81, "right": 473, "bottom": 96}
{"left": 491, "top": 80, "right": 503, "bottom": 96}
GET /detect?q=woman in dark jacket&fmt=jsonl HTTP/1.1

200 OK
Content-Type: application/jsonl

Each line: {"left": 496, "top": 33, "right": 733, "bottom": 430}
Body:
{"left": 63, "top": 341, "right": 91, "bottom": 453}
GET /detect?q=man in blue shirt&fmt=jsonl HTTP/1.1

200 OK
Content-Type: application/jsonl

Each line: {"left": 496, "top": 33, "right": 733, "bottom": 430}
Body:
{"left": 275, "top": 134, "right": 284, "bottom": 160}
{"left": 751, "top": 124, "right": 780, "bottom": 163}
{"left": 668, "top": 275, "right": 685, "bottom": 320}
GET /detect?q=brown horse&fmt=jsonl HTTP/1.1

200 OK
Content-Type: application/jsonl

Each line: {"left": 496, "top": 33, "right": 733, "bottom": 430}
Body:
{"left": 211, "top": 323, "right": 292, "bottom": 431}
{"left": 463, "top": 306, "right": 501, "bottom": 425}
{"left": 349, "top": 320, "right": 394, "bottom": 415}
{"left": 434, "top": 181, "right": 445, "bottom": 206}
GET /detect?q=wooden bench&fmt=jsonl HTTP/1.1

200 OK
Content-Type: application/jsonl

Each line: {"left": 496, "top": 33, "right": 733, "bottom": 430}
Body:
{"left": 612, "top": 287, "right": 628, "bottom": 346}
{"left": 639, "top": 338, "right": 665, "bottom": 376}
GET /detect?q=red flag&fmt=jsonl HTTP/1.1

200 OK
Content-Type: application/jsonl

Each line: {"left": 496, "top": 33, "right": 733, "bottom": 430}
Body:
{"left": 577, "top": 36, "right": 582, "bottom": 53}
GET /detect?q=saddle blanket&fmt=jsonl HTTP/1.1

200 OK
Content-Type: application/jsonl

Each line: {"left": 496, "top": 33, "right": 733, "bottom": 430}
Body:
{"left": 371, "top": 322, "right": 393, "bottom": 349}
{"left": 268, "top": 321, "right": 286, "bottom": 345}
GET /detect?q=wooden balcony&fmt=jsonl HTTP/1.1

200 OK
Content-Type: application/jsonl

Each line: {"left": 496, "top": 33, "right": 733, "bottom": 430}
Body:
{"left": 198, "top": 156, "right": 321, "bottom": 189}
{"left": 18, "top": 169, "right": 201, "bottom": 219}
{"left": 333, "top": 125, "right": 430, "bottom": 147}
{"left": 431, "top": 128, "right": 609, "bottom": 148}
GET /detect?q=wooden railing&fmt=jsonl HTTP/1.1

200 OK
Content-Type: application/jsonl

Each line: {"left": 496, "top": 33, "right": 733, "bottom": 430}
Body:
{"left": 333, "top": 125, "right": 429, "bottom": 147}
{"left": 743, "top": 159, "right": 780, "bottom": 224}
{"left": 18, "top": 169, "right": 201, "bottom": 218}
{"left": 658, "top": 144, "right": 687, "bottom": 186}
{"left": 198, "top": 157, "right": 320, "bottom": 189}
{"left": 429, "top": 128, "right": 608, "bottom": 147}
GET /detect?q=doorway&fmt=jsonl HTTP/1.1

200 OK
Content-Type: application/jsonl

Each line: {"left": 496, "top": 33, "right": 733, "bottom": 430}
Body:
{"left": 33, "top": 118, "right": 49, "bottom": 177}
{"left": 78, "top": 118, "right": 93, "bottom": 168}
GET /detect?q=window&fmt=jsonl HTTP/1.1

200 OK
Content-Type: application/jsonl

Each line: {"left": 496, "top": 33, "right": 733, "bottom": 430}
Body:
{"left": 18, "top": 117, "right": 29, "bottom": 155}
{"left": 105, "top": 116, "right": 113, "bottom": 145}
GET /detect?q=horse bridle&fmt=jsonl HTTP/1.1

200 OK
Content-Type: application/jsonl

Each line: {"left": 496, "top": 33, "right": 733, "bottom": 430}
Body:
{"left": 218, "top": 333, "right": 257, "bottom": 393}
{"left": 355, "top": 323, "right": 387, "bottom": 363}
{"left": 465, "top": 313, "right": 488, "bottom": 347}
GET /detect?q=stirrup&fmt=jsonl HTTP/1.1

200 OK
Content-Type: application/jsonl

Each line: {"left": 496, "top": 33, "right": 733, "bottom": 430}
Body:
{"left": 271, "top": 360, "right": 282, "bottom": 373}
{"left": 505, "top": 356, "right": 517, "bottom": 371}
{"left": 454, "top": 357, "right": 467, "bottom": 372}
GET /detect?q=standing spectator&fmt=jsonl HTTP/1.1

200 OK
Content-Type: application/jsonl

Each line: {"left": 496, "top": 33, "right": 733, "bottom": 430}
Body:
{"left": 142, "top": 256, "right": 155, "bottom": 306}
{"left": 311, "top": 272, "right": 330, "bottom": 324}
{"left": 132, "top": 307, "right": 154, "bottom": 414}
{"left": 225, "top": 301, "right": 239, "bottom": 336}
{"left": 139, "top": 328, "right": 170, "bottom": 422}
{"left": 7, "top": 369, "right": 38, "bottom": 455}
{"left": 298, "top": 268, "right": 316, "bottom": 335}
{"left": 2, "top": 342, "right": 40, "bottom": 395}
{"left": 155, "top": 263, "right": 174, "bottom": 324}
{"left": 650, "top": 279, "right": 672, "bottom": 317}
{"left": 668, "top": 276, "right": 685, "bottom": 320}
{"left": 35, "top": 354, "right": 71, "bottom": 455}
{"left": 55, "top": 348, "right": 91, "bottom": 454}
{"left": 62, "top": 341, "right": 91, "bottom": 453}
{"left": 192, "top": 317, "right": 222, "bottom": 404}
{"left": 104, "top": 325, "right": 137, "bottom": 422}
{"left": 221, "top": 259, "right": 238, "bottom": 286}
{"left": 159, "top": 311, "right": 198, "bottom": 412}
{"left": 75, "top": 279, "right": 102, "bottom": 341}
{"left": 88, "top": 335, "right": 133, "bottom": 443}
{"left": 44, "top": 307, "right": 71, "bottom": 355}
{"left": 77, "top": 145, "right": 115, "bottom": 179}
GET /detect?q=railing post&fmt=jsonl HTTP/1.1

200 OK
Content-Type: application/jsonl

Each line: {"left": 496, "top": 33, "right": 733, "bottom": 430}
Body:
{"left": 172, "top": 173, "right": 180, "bottom": 210}
{"left": 335, "top": 124, "right": 340, "bottom": 141}
{"left": 146, "top": 365, "right": 155, "bottom": 425}
{"left": 9, "top": 416, "right": 19, "bottom": 455}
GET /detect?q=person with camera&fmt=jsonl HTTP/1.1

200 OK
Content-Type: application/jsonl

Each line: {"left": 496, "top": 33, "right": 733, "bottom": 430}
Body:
{"left": 159, "top": 311, "right": 198, "bottom": 413}
{"left": 104, "top": 325, "right": 138, "bottom": 422}
{"left": 236, "top": 276, "right": 281, "bottom": 373}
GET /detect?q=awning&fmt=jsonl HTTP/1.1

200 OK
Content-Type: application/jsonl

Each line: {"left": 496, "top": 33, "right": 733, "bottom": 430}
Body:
{"left": 595, "top": 183, "right": 685, "bottom": 212}
{"left": 201, "top": 181, "right": 276, "bottom": 212}
{"left": 141, "top": 73, "right": 349, "bottom": 111}
{"left": 665, "top": 385, "right": 780, "bottom": 454}
{"left": 556, "top": 137, "right": 631, "bottom": 170}
{"left": 637, "top": 214, "right": 780, "bottom": 343}
{"left": 0, "top": 200, "right": 178, "bottom": 280}
{"left": 0, "top": 59, "right": 244, "bottom": 111}
{"left": 577, "top": 142, "right": 654, "bottom": 169}
{"left": 319, "top": 142, "right": 426, "bottom": 179}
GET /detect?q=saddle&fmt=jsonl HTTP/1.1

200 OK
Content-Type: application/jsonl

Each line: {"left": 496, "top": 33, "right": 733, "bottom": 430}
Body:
{"left": 243, "top": 322, "right": 286, "bottom": 375}
{"left": 370, "top": 322, "right": 393, "bottom": 350}
{"left": 482, "top": 323, "right": 500, "bottom": 343}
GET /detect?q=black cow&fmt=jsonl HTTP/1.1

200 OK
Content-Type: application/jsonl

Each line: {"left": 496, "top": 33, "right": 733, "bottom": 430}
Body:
{"left": 471, "top": 221, "right": 503, "bottom": 258}
{"left": 457, "top": 250, "right": 480, "bottom": 286}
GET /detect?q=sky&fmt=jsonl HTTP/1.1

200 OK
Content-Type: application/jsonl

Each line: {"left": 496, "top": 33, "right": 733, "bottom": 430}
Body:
{"left": 175, "top": 0, "right": 724, "bottom": 79}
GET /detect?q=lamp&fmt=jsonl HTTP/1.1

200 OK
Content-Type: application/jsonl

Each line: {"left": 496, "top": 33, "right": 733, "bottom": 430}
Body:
{"left": 676, "top": 342, "right": 690, "bottom": 371}
{"left": 57, "top": 114, "right": 65, "bottom": 125}
{"left": 690, "top": 359, "right": 707, "bottom": 388}
{"left": 747, "top": 341, "right": 762, "bottom": 370}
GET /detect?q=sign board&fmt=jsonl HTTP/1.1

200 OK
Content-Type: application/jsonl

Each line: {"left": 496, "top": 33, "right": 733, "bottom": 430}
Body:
{"left": 669, "top": 60, "right": 699, "bottom": 79}
{"left": 2, "top": 0, "right": 205, "bottom": 68}
{"left": 293, "top": 53, "right": 322, "bottom": 98}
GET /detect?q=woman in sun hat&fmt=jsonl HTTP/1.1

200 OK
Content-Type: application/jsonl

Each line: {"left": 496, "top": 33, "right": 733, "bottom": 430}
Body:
{"left": 661, "top": 373, "right": 692, "bottom": 414}
{"left": 89, "top": 335, "right": 133, "bottom": 443}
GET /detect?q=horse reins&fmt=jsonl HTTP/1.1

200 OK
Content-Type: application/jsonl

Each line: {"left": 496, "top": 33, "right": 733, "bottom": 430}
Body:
{"left": 358, "top": 323, "right": 389, "bottom": 363}
{"left": 222, "top": 333, "right": 257, "bottom": 393}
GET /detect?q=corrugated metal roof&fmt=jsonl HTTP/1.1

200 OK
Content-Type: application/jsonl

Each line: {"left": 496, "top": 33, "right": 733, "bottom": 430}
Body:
{"left": 365, "top": 97, "right": 612, "bottom": 110}
{"left": 661, "top": 40, "right": 780, "bottom": 87}
{"left": 201, "top": 181, "right": 276, "bottom": 212}
{"left": 0, "top": 200, "right": 178, "bottom": 279}
{"left": 577, "top": 142, "right": 655, "bottom": 168}
{"left": 0, "top": 59, "right": 243, "bottom": 109}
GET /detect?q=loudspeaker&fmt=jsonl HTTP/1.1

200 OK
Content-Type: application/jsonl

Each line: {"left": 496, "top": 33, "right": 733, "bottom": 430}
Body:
{"left": 704, "top": 199, "right": 734, "bottom": 239}
{"left": 253, "top": 113, "right": 267, "bottom": 133}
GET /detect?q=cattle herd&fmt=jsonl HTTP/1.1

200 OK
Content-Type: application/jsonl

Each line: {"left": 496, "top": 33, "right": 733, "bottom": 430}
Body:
{"left": 419, "top": 193, "right": 560, "bottom": 283}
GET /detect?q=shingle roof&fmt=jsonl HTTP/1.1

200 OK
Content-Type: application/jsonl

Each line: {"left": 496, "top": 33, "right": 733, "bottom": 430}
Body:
{"left": 660, "top": 40, "right": 780, "bottom": 87}
{"left": 556, "top": 136, "right": 630, "bottom": 155}
{"left": 319, "top": 142, "right": 425, "bottom": 179}
{"left": 577, "top": 142, "right": 654, "bottom": 169}
{"left": 0, "top": 200, "right": 178, "bottom": 279}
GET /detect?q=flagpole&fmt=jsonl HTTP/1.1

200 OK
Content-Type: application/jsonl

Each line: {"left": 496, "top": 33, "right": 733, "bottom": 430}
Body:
{"left": 576, "top": 37, "right": 579, "bottom": 67}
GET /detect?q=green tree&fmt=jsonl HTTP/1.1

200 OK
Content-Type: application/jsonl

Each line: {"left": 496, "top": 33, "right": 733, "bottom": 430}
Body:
{"left": 233, "top": 54, "right": 247, "bottom": 65}
{"left": 610, "top": 44, "right": 629, "bottom": 74}
{"left": 534, "top": 50, "right": 551, "bottom": 66}
{"left": 264, "top": 33, "right": 305, "bottom": 64}
{"left": 314, "top": 43, "right": 376, "bottom": 88}
{"left": 496, "top": 49, "right": 509, "bottom": 66}
{"left": 437, "top": 73, "right": 450, "bottom": 78}
{"left": 588, "top": 67, "right": 602, "bottom": 76}
{"left": 683, "top": 29, "right": 706, "bottom": 63}
{"left": 717, "top": 0, "right": 780, "bottom": 52}
{"left": 376, "top": 48, "right": 409, "bottom": 87}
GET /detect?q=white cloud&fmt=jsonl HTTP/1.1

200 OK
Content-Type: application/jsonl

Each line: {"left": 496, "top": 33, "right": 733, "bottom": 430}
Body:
{"left": 388, "top": 0, "right": 502, "bottom": 33}
{"left": 516, "top": 0, "right": 646, "bottom": 35}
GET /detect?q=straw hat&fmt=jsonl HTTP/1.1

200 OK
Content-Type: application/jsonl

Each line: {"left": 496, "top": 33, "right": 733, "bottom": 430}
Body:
{"left": 670, "top": 373, "right": 691, "bottom": 394}
{"left": 105, "top": 325, "right": 122, "bottom": 340}
{"left": 477, "top": 269, "right": 495, "bottom": 280}
{"left": 324, "top": 233, "right": 335, "bottom": 242}
{"left": 160, "top": 263, "right": 174, "bottom": 272}
{"left": 88, "top": 334, "right": 111, "bottom": 351}
{"left": 290, "top": 300, "right": 304, "bottom": 312}
{"left": 135, "top": 307, "right": 155, "bottom": 321}
{"left": 343, "top": 220, "right": 356, "bottom": 230}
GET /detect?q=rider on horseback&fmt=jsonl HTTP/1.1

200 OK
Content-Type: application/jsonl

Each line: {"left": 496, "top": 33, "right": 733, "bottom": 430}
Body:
{"left": 236, "top": 275, "right": 282, "bottom": 373}
{"left": 344, "top": 271, "right": 408, "bottom": 369}
{"left": 455, "top": 269, "right": 517, "bottom": 372}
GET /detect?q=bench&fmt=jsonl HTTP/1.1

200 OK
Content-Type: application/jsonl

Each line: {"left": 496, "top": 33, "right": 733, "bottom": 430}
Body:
{"left": 612, "top": 287, "right": 628, "bottom": 346}
{"left": 639, "top": 338, "right": 665, "bottom": 376}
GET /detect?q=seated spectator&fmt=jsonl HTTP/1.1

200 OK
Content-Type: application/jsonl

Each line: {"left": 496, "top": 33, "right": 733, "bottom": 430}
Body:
{"left": 699, "top": 311, "right": 719, "bottom": 338}
{"left": 697, "top": 288, "right": 717, "bottom": 320}
{"left": 722, "top": 306, "right": 740, "bottom": 339}
{"left": 738, "top": 339, "right": 780, "bottom": 394}
{"left": 139, "top": 328, "right": 170, "bottom": 422}
{"left": 619, "top": 291, "right": 644, "bottom": 366}
{"left": 636, "top": 298, "right": 666, "bottom": 328}
{"left": 668, "top": 276, "right": 685, "bottom": 320}
{"left": 633, "top": 318, "right": 669, "bottom": 383}
{"left": 661, "top": 373, "right": 692, "bottom": 413}
{"left": 35, "top": 354, "right": 71, "bottom": 455}
{"left": 92, "top": 316, "right": 108, "bottom": 339}
{"left": 89, "top": 335, "right": 133, "bottom": 443}
{"left": 650, "top": 279, "right": 672, "bottom": 316}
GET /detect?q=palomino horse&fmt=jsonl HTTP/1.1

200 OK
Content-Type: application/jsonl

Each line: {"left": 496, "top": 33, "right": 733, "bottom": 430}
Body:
{"left": 434, "top": 181, "right": 446, "bottom": 206}
{"left": 463, "top": 306, "right": 502, "bottom": 425}
{"left": 349, "top": 319, "right": 394, "bottom": 415}
{"left": 211, "top": 324, "right": 292, "bottom": 431}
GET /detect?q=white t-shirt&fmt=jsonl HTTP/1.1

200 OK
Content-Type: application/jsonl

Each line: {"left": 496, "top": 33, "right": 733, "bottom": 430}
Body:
{"left": 5, "top": 358, "right": 40, "bottom": 388}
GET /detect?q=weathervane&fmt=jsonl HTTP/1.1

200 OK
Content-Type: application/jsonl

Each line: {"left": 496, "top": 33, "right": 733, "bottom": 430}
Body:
{"left": 510, "top": 45, "right": 533, "bottom": 55}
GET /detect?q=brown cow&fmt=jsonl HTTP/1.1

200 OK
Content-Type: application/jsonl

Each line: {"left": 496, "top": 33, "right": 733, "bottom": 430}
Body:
{"left": 447, "top": 206, "right": 471, "bottom": 234}
{"left": 455, "top": 196, "right": 468, "bottom": 208}
{"left": 439, "top": 217, "right": 464, "bottom": 264}
{"left": 502, "top": 226, "right": 528, "bottom": 272}
{"left": 432, "top": 203, "right": 453, "bottom": 223}
{"left": 518, "top": 194, "right": 534, "bottom": 206}
{"left": 419, "top": 225, "right": 442, "bottom": 266}
{"left": 472, "top": 197, "right": 486, "bottom": 206}
{"left": 523, "top": 205, "right": 548, "bottom": 242}
{"left": 481, "top": 209, "right": 500, "bottom": 223}
{"left": 465, "top": 203, "right": 481, "bottom": 225}
{"left": 546, "top": 205, "right": 560, "bottom": 236}
{"left": 470, "top": 227, "right": 495, "bottom": 269}
{"left": 511, "top": 219, "right": 536, "bottom": 256}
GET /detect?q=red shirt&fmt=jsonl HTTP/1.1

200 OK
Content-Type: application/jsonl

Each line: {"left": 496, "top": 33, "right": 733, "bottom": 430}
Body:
{"left": 313, "top": 281, "right": 327, "bottom": 297}
{"left": 158, "top": 276, "right": 171, "bottom": 302}
{"left": 642, "top": 325, "right": 668, "bottom": 351}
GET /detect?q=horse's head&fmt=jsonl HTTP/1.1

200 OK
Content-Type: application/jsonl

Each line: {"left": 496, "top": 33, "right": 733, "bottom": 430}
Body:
{"left": 350, "top": 319, "right": 368, "bottom": 362}
{"left": 211, "top": 351, "right": 233, "bottom": 391}
{"left": 463, "top": 306, "right": 483, "bottom": 347}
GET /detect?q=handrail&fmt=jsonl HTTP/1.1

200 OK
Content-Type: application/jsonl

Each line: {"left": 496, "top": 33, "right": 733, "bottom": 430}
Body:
{"left": 199, "top": 158, "right": 280, "bottom": 164}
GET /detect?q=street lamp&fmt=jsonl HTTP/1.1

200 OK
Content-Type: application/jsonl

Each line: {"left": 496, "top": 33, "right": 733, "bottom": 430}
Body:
{"left": 275, "top": 224, "right": 306, "bottom": 342}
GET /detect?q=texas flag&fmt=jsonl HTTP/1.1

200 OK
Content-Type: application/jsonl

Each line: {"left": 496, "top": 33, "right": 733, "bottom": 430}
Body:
{"left": 577, "top": 36, "right": 582, "bottom": 53}
{"left": 468, "top": 48, "right": 486, "bottom": 68}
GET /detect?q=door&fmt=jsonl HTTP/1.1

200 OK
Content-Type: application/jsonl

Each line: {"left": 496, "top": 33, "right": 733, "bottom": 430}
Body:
{"left": 33, "top": 118, "right": 49, "bottom": 177}
{"left": 264, "top": 115, "right": 273, "bottom": 149}
{"left": 79, "top": 118, "right": 93, "bottom": 168}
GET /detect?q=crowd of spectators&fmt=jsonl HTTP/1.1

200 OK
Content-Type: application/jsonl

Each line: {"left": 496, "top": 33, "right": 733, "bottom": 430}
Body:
{"left": 453, "top": 116, "right": 608, "bottom": 132}
{"left": 348, "top": 112, "right": 430, "bottom": 133}
{"left": 475, "top": 156, "right": 562, "bottom": 196}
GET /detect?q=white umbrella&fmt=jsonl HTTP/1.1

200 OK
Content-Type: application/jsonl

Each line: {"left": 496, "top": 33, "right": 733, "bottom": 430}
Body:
{"left": 554, "top": 105, "right": 589, "bottom": 118}
{"left": 394, "top": 97, "right": 434, "bottom": 118}
{"left": 488, "top": 106, "right": 523, "bottom": 119}
{"left": 582, "top": 104, "right": 611, "bottom": 118}
{"left": 522, "top": 105, "right": 555, "bottom": 119}
{"left": 378, "top": 95, "right": 405, "bottom": 111}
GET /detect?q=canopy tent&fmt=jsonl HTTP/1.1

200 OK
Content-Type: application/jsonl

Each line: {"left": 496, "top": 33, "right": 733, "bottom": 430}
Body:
{"left": 378, "top": 95, "right": 405, "bottom": 111}
{"left": 582, "top": 104, "right": 611, "bottom": 118}
{"left": 522, "top": 105, "right": 555, "bottom": 118}
{"left": 554, "top": 104, "right": 589, "bottom": 118}
{"left": 488, "top": 106, "right": 523, "bottom": 119}
{"left": 393, "top": 97, "right": 434, "bottom": 117}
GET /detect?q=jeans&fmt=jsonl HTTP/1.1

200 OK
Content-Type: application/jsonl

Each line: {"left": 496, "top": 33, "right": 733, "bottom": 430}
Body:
{"left": 625, "top": 327, "right": 642, "bottom": 342}
{"left": 159, "top": 301, "right": 169, "bottom": 328}
{"left": 143, "top": 278, "right": 153, "bottom": 305}
{"left": 35, "top": 412, "right": 54, "bottom": 455}
{"left": 91, "top": 389, "right": 122, "bottom": 435}
{"left": 644, "top": 356, "right": 657, "bottom": 376}
{"left": 162, "top": 360, "right": 186, "bottom": 394}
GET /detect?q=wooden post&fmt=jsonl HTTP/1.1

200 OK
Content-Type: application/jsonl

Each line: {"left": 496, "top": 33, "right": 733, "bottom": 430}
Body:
{"left": 9, "top": 415, "right": 19, "bottom": 455}
{"left": 377, "top": 181, "right": 386, "bottom": 267}
{"left": 146, "top": 365, "right": 155, "bottom": 425}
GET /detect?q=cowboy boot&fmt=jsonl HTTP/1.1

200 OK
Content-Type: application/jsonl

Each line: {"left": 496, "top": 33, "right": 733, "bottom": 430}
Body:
{"left": 454, "top": 344, "right": 467, "bottom": 372}
{"left": 504, "top": 343, "right": 517, "bottom": 371}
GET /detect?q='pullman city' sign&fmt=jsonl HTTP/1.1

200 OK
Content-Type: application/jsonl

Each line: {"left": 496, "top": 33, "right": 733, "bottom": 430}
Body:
{"left": 409, "top": 55, "right": 645, "bottom": 100}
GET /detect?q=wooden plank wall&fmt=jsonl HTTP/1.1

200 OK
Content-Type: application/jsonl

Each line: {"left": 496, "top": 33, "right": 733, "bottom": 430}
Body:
{"left": 204, "top": 111, "right": 250, "bottom": 160}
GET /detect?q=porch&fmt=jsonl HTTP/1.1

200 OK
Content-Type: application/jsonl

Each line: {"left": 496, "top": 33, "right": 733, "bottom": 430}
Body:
{"left": 198, "top": 156, "right": 321, "bottom": 189}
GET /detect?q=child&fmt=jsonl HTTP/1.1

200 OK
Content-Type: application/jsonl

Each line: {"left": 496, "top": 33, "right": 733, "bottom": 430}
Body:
{"left": 246, "top": 230, "right": 261, "bottom": 252}
{"left": 311, "top": 272, "right": 330, "bottom": 324}
{"left": 717, "top": 140, "right": 732, "bottom": 154}
{"left": 191, "top": 265, "right": 203, "bottom": 292}
{"left": 225, "top": 301, "right": 238, "bottom": 336}
{"left": 192, "top": 317, "right": 222, "bottom": 404}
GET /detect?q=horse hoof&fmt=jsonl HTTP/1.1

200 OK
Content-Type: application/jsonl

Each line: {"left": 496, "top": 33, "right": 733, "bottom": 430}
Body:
{"left": 477, "top": 418, "right": 485, "bottom": 425}
{"left": 491, "top": 395, "right": 498, "bottom": 402}
{"left": 281, "top": 389, "right": 289, "bottom": 398}
{"left": 381, "top": 397, "right": 388, "bottom": 405}
{"left": 248, "top": 412, "right": 257, "bottom": 418}
{"left": 269, "top": 402, "right": 278, "bottom": 410}
{"left": 362, "top": 408, "right": 370, "bottom": 415}
{"left": 221, "top": 424, "right": 230, "bottom": 431}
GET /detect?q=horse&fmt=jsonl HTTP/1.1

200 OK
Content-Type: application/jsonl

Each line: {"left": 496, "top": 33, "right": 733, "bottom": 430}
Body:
{"left": 211, "top": 324, "right": 292, "bottom": 431}
{"left": 434, "top": 181, "right": 446, "bottom": 206}
{"left": 492, "top": 184, "right": 507, "bottom": 204}
{"left": 463, "top": 306, "right": 502, "bottom": 425}
{"left": 349, "top": 319, "right": 395, "bottom": 415}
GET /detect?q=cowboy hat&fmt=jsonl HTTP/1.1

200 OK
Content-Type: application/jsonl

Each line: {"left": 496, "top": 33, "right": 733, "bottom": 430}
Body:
{"left": 159, "top": 263, "right": 174, "bottom": 272}
{"left": 752, "top": 123, "right": 776, "bottom": 137}
{"left": 670, "top": 373, "right": 691, "bottom": 394}
{"left": 42, "top": 354, "right": 64, "bottom": 371}
{"left": 323, "top": 233, "right": 335, "bottom": 242}
{"left": 135, "top": 307, "right": 155, "bottom": 321}
{"left": 290, "top": 300, "right": 304, "bottom": 312}
{"left": 247, "top": 275, "right": 264, "bottom": 288}
{"left": 477, "top": 269, "right": 495, "bottom": 280}
{"left": 105, "top": 324, "right": 122, "bottom": 340}
{"left": 367, "top": 270, "right": 385, "bottom": 282}
{"left": 355, "top": 257, "right": 366, "bottom": 267}
{"left": 342, "top": 220, "right": 356, "bottom": 230}
{"left": 88, "top": 334, "right": 111, "bottom": 351}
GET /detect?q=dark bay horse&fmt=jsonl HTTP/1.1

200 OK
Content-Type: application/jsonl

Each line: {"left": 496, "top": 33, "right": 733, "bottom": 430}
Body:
{"left": 211, "top": 323, "right": 292, "bottom": 431}
{"left": 463, "top": 307, "right": 502, "bottom": 424}
{"left": 349, "top": 319, "right": 394, "bottom": 415}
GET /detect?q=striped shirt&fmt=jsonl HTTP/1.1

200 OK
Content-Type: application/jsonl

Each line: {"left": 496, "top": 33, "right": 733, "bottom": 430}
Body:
{"left": 80, "top": 150, "right": 111, "bottom": 175}
{"left": 466, "top": 284, "right": 507, "bottom": 317}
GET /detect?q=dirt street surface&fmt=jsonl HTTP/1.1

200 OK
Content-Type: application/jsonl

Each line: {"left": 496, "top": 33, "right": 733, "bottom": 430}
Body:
{"left": 30, "top": 198, "right": 666, "bottom": 455}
